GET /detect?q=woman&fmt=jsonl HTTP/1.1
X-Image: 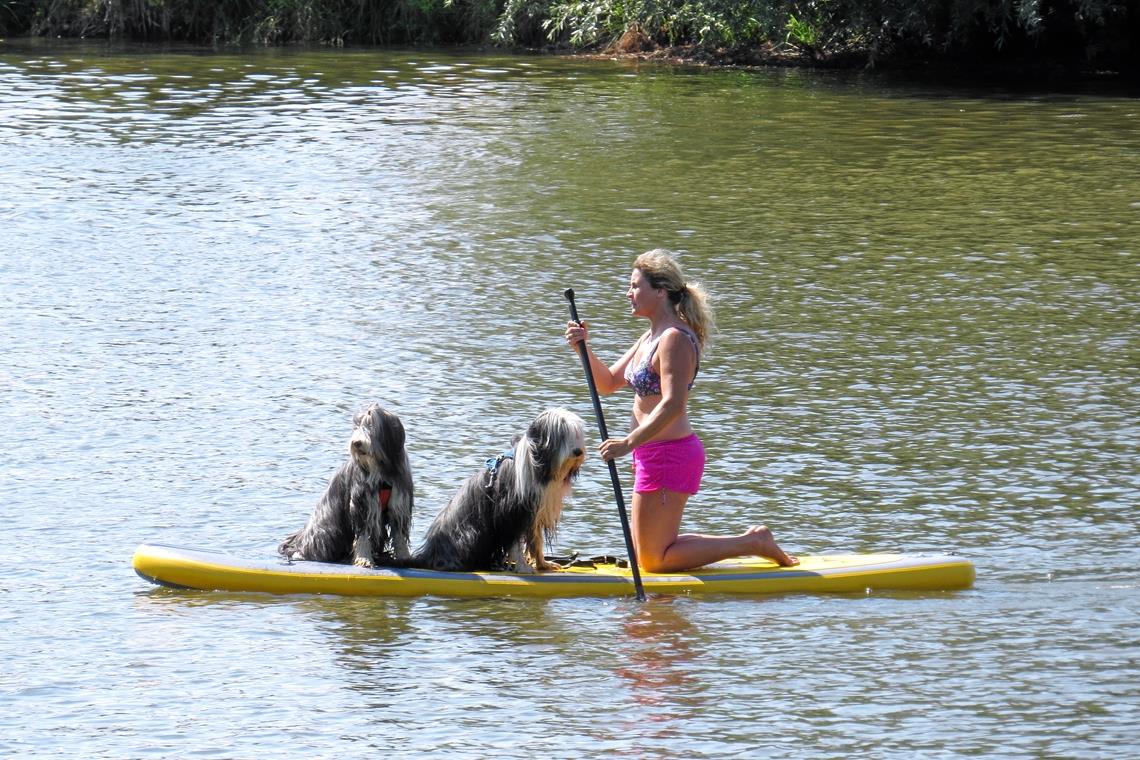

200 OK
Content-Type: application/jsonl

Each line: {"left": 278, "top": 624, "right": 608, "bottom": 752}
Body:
{"left": 565, "top": 250, "right": 798, "bottom": 573}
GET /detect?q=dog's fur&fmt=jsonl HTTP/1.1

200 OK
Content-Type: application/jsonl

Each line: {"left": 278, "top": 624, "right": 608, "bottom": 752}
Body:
{"left": 278, "top": 403, "right": 413, "bottom": 567}
{"left": 396, "top": 408, "right": 586, "bottom": 573}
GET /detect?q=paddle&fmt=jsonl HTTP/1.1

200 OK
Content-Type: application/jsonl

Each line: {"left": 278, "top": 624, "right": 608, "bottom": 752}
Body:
{"left": 563, "top": 288, "right": 646, "bottom": 602}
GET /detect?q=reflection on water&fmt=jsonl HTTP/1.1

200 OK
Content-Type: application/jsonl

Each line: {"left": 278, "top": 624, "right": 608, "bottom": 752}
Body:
{"left": 2, "top": 39, "right": 1137, "bottom": 758}
{"left": 617, "top": 597, "right": 699, "bottom": 707}
{"left": 612, "top": 597, "right": 704, "bottom": 751}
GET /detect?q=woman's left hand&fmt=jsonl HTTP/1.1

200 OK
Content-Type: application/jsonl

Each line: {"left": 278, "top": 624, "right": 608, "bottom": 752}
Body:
{"left": 599, "top": 437, "right": 633, "bottom": 461}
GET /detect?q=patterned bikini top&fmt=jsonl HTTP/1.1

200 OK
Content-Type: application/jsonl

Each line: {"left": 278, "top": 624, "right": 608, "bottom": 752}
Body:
{"left": 624, "top": 327, "right": 700, "bottom": 398}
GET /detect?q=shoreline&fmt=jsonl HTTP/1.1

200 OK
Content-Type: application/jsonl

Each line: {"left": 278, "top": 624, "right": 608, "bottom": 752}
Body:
{"left": 3, "top": 34, "right": 1135, "bottom": 89}
{"left": 563, "top": 39, "right": 1137, "bottom": 83}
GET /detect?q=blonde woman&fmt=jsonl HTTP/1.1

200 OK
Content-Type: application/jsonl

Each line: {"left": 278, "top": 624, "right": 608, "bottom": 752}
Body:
{"left": 565, "top": 250, "right": 797, "bottom": 573}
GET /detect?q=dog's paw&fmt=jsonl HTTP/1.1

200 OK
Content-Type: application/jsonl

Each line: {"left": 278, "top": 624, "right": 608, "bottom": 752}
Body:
{"left": 353, "top": 556, "right": 375, "bottom": 568}
{"left": 535, "top": 559, "right": 562, "bottom": 573}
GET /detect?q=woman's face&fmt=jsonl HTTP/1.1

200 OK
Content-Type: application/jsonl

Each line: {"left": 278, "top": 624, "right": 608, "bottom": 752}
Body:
{"left": 627, "top": 268, "right": 664, "bottom": 317}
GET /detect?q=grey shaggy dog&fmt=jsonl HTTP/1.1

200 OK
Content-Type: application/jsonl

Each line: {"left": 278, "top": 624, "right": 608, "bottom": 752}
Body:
{"left": 278, "top": 403, "right": 413, "bottom": 567}
{"left": 393, "top": 408, "right": 586, "bottom": 574}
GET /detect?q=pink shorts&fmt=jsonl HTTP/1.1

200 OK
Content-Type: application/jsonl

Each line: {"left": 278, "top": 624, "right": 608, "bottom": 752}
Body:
{"left": 632, "top": 434, "right": 706, "bottom": 495}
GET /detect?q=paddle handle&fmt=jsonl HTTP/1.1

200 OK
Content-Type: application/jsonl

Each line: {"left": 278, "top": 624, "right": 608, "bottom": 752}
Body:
{"left": 564, "top": 288, "right": 646, "bottom": 601}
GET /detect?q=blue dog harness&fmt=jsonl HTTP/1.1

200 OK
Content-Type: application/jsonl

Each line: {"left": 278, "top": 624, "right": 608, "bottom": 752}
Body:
{"left": 483, "top": 449, "right": 514, "bottom": 486}
{"left": 485, "top": 450, "right": 514, "bottom": 470}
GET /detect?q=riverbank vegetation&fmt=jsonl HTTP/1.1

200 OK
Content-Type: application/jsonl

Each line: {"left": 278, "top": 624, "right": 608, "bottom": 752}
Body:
{"left": 1, "top": 0, "right": 1134, "bottom": 72}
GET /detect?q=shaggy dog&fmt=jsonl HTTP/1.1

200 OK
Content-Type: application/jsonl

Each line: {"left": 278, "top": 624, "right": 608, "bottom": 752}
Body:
{"left": 278, "top": 403, "right": 413, "bottom": 567}
{"left": 398, "top": 408, "right": 586, "bottom": 573}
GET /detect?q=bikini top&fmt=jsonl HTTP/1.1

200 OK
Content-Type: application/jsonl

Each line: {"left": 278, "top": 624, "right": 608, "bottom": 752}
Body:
{"left": 624, "top": 327, "right": 700, "bottom": 398}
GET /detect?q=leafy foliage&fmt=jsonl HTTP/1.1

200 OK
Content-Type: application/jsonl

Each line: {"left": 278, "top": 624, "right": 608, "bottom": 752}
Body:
{"left": 3, "top": 1, "right": 1134, "bottom": 69}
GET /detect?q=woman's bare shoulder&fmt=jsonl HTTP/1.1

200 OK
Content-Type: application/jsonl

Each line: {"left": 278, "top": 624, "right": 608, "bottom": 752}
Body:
{"left": 661, "top": 325, "right": 697, "bottom": 347}
{"left": 658, "top": 325, "right": 698, "bottom": 361}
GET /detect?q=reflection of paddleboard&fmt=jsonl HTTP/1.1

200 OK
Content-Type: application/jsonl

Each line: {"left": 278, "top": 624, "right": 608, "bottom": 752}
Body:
{"left": 132, "top": 543, "right": 974, "bottom": 598}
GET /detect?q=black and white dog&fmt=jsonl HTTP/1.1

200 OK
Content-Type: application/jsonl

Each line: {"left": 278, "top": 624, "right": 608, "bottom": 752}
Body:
{"left": 278, "top": 403, "right": 414, "bottom": 567}
{"left": 396, "top": 408, "right": 586, "bottom": 573}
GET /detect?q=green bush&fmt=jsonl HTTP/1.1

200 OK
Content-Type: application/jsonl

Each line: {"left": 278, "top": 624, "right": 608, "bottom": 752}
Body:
{"left": 4, "top": 0, "right": 1134, "bottom": 69}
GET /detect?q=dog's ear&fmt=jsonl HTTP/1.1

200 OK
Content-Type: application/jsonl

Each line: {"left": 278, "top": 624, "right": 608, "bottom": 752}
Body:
{"left": 523, "top": 416, "right": 556, "bottom": 484}
{"left": 377, "top": 407, "right": 406, "bottom": 456}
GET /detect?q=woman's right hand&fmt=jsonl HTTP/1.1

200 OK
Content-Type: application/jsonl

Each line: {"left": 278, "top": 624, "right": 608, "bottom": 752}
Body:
{"left": 598, "top": 436, "right": 633, "bottom": 462}
{"left": 565, "top": 320, "right": 589, "bottom": 347}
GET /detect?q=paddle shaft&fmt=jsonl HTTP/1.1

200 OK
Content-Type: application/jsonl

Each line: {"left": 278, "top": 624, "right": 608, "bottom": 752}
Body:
{"left": 563, "top": 288, "right": 646, "bottom": 601}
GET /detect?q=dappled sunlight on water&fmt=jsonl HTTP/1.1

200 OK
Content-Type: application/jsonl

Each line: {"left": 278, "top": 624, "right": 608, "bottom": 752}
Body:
{"left": 1, "top": 39, "right": 1136, "bottom": 757}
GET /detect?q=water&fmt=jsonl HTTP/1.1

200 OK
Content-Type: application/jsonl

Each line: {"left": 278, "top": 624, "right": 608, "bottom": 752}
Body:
{"left": 1, "top": 39, "right": 1137, "bottom": 758}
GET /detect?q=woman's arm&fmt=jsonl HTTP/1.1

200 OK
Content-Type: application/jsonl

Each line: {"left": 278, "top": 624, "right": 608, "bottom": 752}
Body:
{"left": 602, "top": 328, "right": 696, "bottom": 458}
{"left": 566, "top": 321, "right": 642, "bottom": 395}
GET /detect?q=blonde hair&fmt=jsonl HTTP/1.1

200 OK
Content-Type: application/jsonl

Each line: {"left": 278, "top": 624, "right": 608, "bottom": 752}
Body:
{"left": 633, "top": 249, "right": 715, "bottom": 350}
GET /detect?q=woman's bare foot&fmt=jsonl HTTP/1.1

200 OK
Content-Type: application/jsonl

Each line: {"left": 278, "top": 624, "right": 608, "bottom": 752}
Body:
{"left": 745, "top": 525, "right": 799, "bottom": 566}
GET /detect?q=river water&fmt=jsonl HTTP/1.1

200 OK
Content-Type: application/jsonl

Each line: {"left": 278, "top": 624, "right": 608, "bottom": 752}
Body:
{"left": 1, "top": 39, "right": 1136, "bottom": 758}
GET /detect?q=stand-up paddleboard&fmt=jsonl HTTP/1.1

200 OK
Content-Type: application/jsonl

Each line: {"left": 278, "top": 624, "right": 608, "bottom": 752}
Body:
{"left": 132, "top": 543, "right": 974, "bottom": 598}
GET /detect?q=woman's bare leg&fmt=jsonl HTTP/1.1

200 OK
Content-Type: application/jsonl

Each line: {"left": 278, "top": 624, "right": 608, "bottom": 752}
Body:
{"left": 631, "top": 489, "right": 799, "bottom": 573}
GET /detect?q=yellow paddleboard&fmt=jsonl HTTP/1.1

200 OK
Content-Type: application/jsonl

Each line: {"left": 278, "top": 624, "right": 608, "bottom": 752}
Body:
{"left": 133, "top": 543, "right": 974, "bottom": 598}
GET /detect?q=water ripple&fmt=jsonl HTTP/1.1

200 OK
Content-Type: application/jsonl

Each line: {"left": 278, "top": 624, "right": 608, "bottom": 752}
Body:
{"left": 2, "top": 40, "right": 1137, "bottom": 759}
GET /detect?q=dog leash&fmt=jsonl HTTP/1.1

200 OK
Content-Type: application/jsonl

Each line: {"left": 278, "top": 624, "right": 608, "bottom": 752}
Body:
{"left": 541, "top": 552, "right": 630, "bottom": 569}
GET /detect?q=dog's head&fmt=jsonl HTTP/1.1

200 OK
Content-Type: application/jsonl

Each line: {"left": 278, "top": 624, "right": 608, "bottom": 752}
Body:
{"left": 349, "top": 403, "right": 406, "bottom": 475}
{"left": 514, "top": 408, "right": 587, "bottom": 491}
